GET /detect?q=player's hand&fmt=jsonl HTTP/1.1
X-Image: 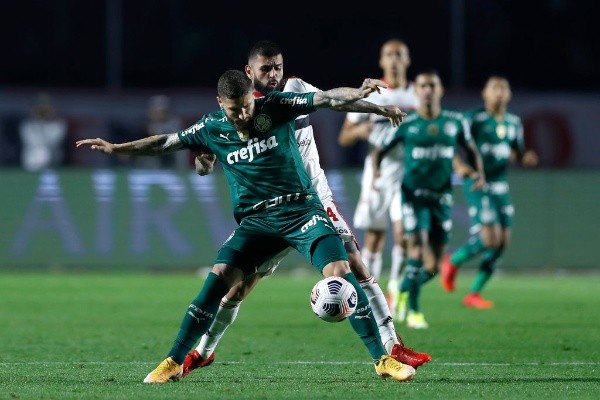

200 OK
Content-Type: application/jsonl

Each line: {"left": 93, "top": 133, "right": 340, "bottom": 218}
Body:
{"left": 379, "top": 105, "right": 407, "bottom": 128}
{"left": 470, "top": 172, "right": 486, "bottom": 190}
{"left": 193, "top": 151, "right": 217, "bottom": 176}
{"left": 522, "top": 150, "right": 538, "bottom": 167}
{"left": 358, "top": 78, "right": 388, "bottom": 98}
{"left": 76, "top": 138, "right": 115, "bottom": 154}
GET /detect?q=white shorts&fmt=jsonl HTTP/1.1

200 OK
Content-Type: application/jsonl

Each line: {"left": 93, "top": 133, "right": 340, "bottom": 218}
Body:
{"left": 353, "top": 160, "right": 402, "bottom": 231}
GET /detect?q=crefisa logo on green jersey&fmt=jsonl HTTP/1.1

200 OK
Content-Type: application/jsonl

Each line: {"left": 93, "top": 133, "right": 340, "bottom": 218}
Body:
{"left": 226, "top": 136, "right": 279, "bottom": 164}
{"left": 280, "top": 96, "right": 308, "bottom": 106}
{"left": 254, "top": 114, "right": 272, "bottom": 132}
{"left": 180, "top": 122, "right": 204, "bottom": 137}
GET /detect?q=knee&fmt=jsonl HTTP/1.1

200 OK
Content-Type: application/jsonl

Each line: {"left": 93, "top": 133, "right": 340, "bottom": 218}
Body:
{"left": 481, "top": 235, "right": 502, "bottom": 250}
{"left": 322, "top": 260, "right": 351, "bottom": 277}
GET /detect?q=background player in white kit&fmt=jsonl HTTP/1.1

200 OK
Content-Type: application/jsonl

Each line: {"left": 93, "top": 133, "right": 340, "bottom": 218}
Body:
{"left": 338, "top": 39, "right": 418, "bottom": 317}
{"left": 182, "top": 40, "right": 431, "bottom": 377}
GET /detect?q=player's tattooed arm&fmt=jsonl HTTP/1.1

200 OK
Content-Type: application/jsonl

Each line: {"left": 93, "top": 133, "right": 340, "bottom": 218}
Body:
{"left": 76, "top": 133, "right": 184, "bottom": 156}
{"left": 313, "top": 78, "right": 387, "bottom": 108}
{"left": 333, "top": 102, "right": 406, "bottom": 127}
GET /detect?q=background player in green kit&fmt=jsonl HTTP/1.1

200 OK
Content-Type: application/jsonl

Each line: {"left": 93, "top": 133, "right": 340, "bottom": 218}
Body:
{"left": 77, "top": 70, "right": 416, "bottom": 383}
{"left": 441, "top": 76, "right": 538, "bottom": 308}
{"left": 372, "top": 70, "right": 485, "bottom": 329}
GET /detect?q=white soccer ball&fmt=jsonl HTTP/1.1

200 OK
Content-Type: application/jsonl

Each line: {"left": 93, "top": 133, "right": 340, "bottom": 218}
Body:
{"left": 310, "top": 276, "right": 358, "bottom": 323}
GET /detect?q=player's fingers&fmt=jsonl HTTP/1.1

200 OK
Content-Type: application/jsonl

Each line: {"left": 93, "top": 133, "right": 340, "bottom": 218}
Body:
{"left": 369, "top": 78, "right": 388, "bottom": 89}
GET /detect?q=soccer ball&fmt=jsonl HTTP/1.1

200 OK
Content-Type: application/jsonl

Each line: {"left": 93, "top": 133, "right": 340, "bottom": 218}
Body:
{"left": 310, "top": 276, "right": 358, "bottom": 322}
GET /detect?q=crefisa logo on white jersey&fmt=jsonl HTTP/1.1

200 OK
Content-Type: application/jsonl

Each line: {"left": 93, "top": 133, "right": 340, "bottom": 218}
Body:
{"left": 254, "top": 114, "right": 272, "bottom": 132}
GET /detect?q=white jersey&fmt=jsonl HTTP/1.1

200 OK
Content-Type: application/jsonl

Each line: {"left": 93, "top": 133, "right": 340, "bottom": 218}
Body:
{"left": 254, "top": 77, "right": 355, "bottom": 276}
{"left": 281, "top": 77, "right": 335, "bottom": 205}
{"left": 345, "top": 82, "right": 419, "bottom": 229}
{"left": 345, "top": 82, "right": 419, "bottom": 182}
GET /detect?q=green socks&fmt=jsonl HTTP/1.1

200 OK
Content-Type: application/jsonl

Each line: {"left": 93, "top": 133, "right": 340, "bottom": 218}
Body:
{"left": 400, "top": 259, "right": 423, "bottom": 312}
{"left": 344, "top": 272, "right": 385, "bottom": 359}
{"left": 168, "top": 272, "right": 230, "bottom": 364}
{"left": 451, "top": 236, "right": 485, "bottom": 267}
{"left": 470, "top": 248, "right": 503, "bottom": 292}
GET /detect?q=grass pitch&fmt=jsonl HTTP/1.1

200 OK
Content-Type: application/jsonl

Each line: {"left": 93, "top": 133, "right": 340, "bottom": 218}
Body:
{"left": 0, "top": 271, "right": 598, "bottom": 399}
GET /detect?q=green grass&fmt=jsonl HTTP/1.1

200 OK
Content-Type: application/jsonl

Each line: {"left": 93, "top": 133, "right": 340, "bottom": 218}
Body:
{"left": 1, "top": 271, "right": 599, "bottom": 399}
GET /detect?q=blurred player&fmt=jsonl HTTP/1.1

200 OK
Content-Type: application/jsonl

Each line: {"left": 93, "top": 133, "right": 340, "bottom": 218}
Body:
{"left": 183, "top": 40, "right": 430, "bottom": 378}
{"left": 372, "top": 70, "right": 485, "bottom": 329}
{"left": 441, "top": 76, "right": 538, "bottom": 308}
{"left": 77, "top": 70, "right": 417, "bottom": 383}
{"left": 337, "top": 39, "right": 418, "bottom": 317}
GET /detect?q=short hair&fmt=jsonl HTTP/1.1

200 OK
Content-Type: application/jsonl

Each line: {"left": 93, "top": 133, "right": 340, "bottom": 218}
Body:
{"left": 247, "top": 40, "right": 282, "bottom": 62}
{"left": 415, "top": 68, "right": 442, "bottom": 82}
{"left": 217, "top": 70, "right": 253, "bottom": 99}
{"left": 485, "top": 75, "right": 510, "bottom": 86}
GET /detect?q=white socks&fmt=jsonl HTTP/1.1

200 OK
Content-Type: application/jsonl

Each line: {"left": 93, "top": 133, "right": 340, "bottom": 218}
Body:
{"left": 196, "top": 296, "right": 242, "bottom": 359}
{"left": 360, "top": 276, "right": 399, "bottom": 354}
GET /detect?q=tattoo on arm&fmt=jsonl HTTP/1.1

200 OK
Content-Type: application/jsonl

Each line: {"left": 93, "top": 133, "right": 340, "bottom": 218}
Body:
{"left": 313, "top": 88, "right": 361, "bottom": 108}
{"left": 331, "top": 99, "right": 382, "bottom": 113}
{"left": 117, "top": 133, "right": 184, "bottom": 155}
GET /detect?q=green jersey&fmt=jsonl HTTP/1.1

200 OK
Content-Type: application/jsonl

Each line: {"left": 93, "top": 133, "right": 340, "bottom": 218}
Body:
{"left": 177, "top": 91, "right": 320, "bottom": 223}
{"left": 465, "top": 107, "right": 524, "bottom": 182}
{"left": 381, "top": 110, "right": 473, "bottom": 195}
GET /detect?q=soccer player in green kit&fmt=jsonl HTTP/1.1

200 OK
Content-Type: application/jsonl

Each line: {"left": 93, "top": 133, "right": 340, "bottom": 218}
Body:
{"left": 441, "top": 76, "right": 538, "bottom": 308}
{"left": 371, "top": 70, "right": 485, "bottom": 329}
{"left": 77, "top": 70, "right": 417, "bottom": 383}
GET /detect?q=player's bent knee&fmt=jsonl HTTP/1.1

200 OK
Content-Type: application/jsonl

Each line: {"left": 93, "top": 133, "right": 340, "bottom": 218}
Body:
{"left": 322, "top": 261, "right": 351, "bottom": 278}
{"left": 311, "top": 234, "right": 349, "bottom": 275}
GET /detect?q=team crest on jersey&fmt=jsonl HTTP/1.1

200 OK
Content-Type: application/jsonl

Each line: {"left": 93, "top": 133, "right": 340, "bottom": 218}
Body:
{"left": 444, "top": 122, "right": 458, "bottom": 137}
{"left": 496, "top": 124, "right": 506, "bottom": 138}
{"left": 254, "top": 114, "right": 272, "bottom": 132}
{"left": 427, "top": 124, "right": 439, "bottom": 136}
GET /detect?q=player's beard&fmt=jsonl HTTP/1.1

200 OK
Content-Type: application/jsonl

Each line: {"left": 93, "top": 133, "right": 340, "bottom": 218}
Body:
{"left": 254, "top": 79, "right": 279, "bottom": 96}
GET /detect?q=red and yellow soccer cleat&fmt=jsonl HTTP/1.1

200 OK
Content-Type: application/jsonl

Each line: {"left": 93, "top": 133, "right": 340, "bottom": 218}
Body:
{"left": 390, "top": 336, "right": 431, "bottom": 369}
{"left": 182, "top": 350, "right": 215, "bottom": 378}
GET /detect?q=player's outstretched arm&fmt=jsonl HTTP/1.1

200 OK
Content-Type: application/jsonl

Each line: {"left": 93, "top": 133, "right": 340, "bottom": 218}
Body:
{"left": 76, "top": 133, "right": 184, "bottom": 156}
{"left": 313, "top": 78, "right": 387, "bottom": 108}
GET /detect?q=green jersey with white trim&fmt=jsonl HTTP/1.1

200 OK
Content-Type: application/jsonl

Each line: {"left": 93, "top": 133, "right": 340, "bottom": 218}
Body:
{"left": 177, "top": 91, "right": 319, "bottom": 223}
{"left": 381, "top": 110, "right": 472, "bottom": 194}
{"left": 465, "top": 107, "right": 524, "bottom": 182}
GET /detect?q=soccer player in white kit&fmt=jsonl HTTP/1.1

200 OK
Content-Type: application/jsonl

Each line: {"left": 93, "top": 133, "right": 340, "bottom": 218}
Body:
{"left": 338, "top": 39, "right": 418, "bottom": 317}
{"left": 182, "top": 40, "right": 431, "bottom": 377}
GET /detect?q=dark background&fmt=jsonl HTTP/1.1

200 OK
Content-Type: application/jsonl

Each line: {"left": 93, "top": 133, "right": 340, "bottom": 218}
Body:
{"left": 1, "top": 0, "right": 597, "bottom": 92}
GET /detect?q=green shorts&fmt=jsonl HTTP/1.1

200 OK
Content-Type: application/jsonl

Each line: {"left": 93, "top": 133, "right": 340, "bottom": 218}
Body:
{"left": 463, "top": 178, "right": 514, "bottom": 234}
{"left": 215, "top": 204, "right": 347, "bottom": 277}
{"left": 401, "top": 186, "right": 453, "bottom": 244}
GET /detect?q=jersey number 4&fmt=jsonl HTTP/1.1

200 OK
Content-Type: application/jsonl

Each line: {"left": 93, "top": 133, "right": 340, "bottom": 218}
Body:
{"left": 326, "top": 207, "right": 339, "bottom": 222}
